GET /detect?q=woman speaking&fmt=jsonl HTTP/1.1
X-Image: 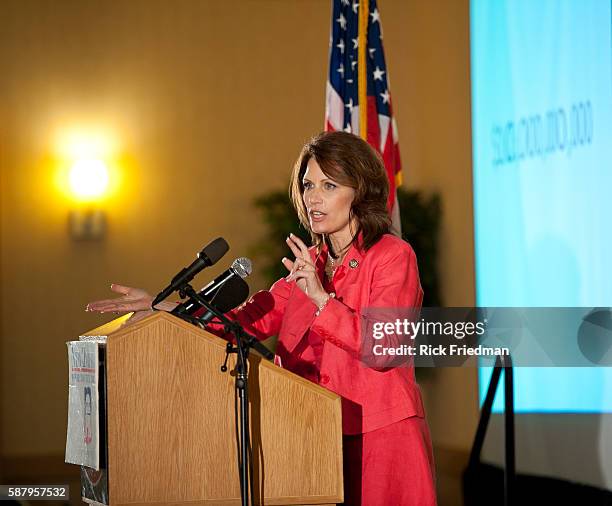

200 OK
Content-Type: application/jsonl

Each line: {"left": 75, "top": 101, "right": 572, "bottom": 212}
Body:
{"left": 87, "top": 131, "right": 437, "bottom": 506}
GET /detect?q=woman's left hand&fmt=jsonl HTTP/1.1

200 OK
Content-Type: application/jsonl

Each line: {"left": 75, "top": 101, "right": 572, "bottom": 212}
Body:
{"left": 282, "top": 233, "right": 329, "bottom": 308}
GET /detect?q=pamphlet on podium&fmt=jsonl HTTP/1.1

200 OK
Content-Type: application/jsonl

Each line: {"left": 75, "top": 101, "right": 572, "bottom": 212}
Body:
{"left": 65, "top": 341, "right": 100, "bottom": 470}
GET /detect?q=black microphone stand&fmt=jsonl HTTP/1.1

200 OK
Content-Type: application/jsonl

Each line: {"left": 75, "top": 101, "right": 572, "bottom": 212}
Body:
{"left": 178, "top": 284, "right": 273, "bottom": 506}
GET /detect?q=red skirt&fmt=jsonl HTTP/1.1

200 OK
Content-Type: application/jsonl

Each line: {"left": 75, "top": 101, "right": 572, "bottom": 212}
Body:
{"left": 342, "top": 416, "right": 437, "bottom": 505}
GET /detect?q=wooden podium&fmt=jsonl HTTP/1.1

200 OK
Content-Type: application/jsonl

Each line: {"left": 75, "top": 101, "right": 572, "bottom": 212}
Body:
{"left": 76, "top": 312, "right": 343, "bottom": 506}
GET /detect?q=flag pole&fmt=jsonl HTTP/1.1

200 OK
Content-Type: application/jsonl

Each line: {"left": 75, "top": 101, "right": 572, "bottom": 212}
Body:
{"left": 358, "top": 0, "right": 369, "bottom": 140}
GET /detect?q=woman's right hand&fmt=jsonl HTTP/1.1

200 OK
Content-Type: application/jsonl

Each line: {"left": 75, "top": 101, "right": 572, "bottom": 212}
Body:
{"left": 86, "top": 284, "right": 155, "bottom": 314}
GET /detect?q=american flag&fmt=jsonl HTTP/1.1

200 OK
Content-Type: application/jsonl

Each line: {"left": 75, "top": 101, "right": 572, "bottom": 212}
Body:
{"left": 325, "top": 0, "right": 403, "bottom": 233}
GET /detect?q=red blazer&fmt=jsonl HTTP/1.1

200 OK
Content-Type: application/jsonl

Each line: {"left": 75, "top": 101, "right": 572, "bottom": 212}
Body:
{"left": 209, "top": 233, "right": 425, "bottom": 435}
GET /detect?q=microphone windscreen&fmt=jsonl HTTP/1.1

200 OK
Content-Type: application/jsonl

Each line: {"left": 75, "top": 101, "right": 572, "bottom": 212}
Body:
{"left": 199, "top": 237, "right": 229, "bottom": 266}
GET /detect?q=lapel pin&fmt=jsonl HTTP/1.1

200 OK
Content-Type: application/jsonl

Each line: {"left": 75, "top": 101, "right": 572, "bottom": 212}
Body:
{"left": 349, "top": 259, "right": 359, "bottom": 268}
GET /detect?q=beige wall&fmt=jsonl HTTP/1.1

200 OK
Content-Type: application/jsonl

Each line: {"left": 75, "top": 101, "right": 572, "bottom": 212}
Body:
{"left": 0, "top": 0, "right": 476, "bottom": 460}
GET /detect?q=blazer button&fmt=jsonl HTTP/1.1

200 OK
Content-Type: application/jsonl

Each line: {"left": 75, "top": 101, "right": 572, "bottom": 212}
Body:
{"left": 320, "top": 374, "right": 330, "bottom": 384}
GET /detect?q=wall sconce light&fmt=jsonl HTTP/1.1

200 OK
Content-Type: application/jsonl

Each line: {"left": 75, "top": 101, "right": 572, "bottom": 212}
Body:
{"left": 68, "top": 157, "right": 109, "bottom": 240}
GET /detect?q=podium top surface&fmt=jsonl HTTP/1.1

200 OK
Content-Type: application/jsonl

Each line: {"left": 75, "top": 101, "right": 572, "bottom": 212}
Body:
{"left": 80, "top": 313, "right": 135, "bottom": 341}
{"left": 80, "top": 311, "right": 206, "bottom": 341}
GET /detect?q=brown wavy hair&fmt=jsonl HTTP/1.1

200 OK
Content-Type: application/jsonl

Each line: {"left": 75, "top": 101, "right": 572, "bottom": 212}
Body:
{"left": 290, "top": 131, "right": 391, "bottom": 255}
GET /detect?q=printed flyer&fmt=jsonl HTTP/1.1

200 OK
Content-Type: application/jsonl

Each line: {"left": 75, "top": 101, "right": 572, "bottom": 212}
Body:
{"left": 65, "top": 341, "right": 99, "bottom": 470}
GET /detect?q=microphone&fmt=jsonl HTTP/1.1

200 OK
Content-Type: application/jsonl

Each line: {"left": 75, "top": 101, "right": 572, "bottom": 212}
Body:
{"left": 172, "top": 257, "right": 252, "bottom": 317}
{"left": 151, "top": 237, "right": 229, "bottom": 308}
{"left": 184, "top": 276, "right": 250, "bottom": 324}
